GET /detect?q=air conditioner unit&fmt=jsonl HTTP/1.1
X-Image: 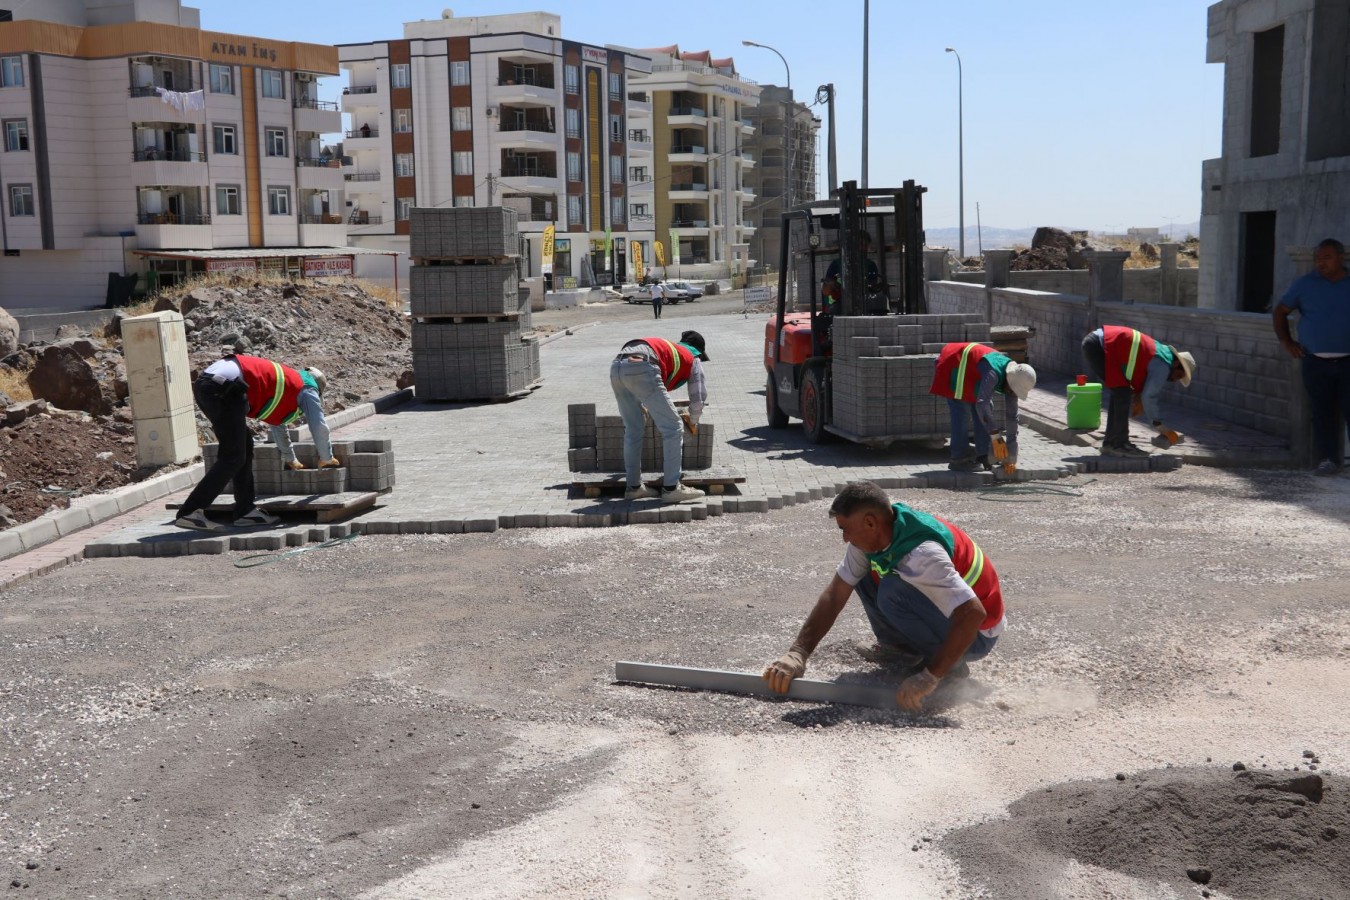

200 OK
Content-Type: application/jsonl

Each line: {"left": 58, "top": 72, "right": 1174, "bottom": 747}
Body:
{"left": 486, "top": 105, "right": 497, "bottom": 117}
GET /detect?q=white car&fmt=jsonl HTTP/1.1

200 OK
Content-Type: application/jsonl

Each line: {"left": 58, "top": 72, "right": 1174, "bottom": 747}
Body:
{"left": 622, "top": 283, "right": 684, "bottom": 304}
{"left": 663, "top": 280, "right": 703, "bottom": 300}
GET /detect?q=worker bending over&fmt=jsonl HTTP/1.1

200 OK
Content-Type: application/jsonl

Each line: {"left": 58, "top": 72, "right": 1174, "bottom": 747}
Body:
{"left": 174, "top": 354, "right": 336, "bottom": 531}
{"left": 609, "top": 331, "right": 709, "bottom": 504}
{"left": 1080, "top": 325, "right": 1196, "bottom": 458}
{"left": 929, "top": 341, "right": 1036, "bottom": 474}
{"left": 763, "top": 481, "right": 1007, "bottom": 713}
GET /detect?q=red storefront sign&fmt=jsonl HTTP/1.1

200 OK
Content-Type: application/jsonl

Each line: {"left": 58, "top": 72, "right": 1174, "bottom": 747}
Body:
{"left": 303, "top": 256, "right": 354, "bottom": 277}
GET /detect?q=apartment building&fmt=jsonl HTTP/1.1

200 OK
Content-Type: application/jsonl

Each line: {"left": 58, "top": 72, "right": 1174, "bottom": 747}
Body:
{"left": 743, "top": 84, "right": 819, "bottom": 275}
{"left": 340, "top": 11, "right": 655, "bottom": 288}
{"left": 1200, "top": 0, "right": 1350, "bottom": 311}
{"left": 0, "top": 1, "right": 344, "bottom": 311}
{"left": 634, "top": 45, "right": 760, "bottom": 280}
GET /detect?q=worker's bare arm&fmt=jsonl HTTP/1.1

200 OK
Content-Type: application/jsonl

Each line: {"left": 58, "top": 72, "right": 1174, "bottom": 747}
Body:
{"left": 761, "top": 574, "right": 855, "bottom": 694}
{"left": 924, "top": 597, "right": 984, "bottom": 680}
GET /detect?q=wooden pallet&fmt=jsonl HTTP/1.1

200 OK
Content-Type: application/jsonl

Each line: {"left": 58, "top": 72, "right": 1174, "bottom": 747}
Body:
{"left": 168, "top": 491, "right": 379, "bottom": 523}
{"left": 571, "top": 467, "right": 744, "bottom": 499}
{"left": 409, "top": 256, "right": 516, "bottom": 267}
{"left": 413, "top": 312, "right": 526, "bottom": 324}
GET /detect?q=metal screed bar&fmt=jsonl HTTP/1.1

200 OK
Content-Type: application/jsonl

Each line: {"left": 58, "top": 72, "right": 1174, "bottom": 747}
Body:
{"left": 614, "top": 661, "right": 900, "bottom": 710}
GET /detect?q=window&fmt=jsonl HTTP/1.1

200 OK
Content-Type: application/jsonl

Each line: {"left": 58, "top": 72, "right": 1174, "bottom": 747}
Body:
{"left": 396, "top": 197, "right": 412, "bottom": 221}
{"left": 3, "top": 119, "right": 27, "bottom": 152}
{"left": 452, "top": 107, "right": 472, "bottom": 131}
{"left": 8, "top": 183, "right": 33, "bottom": 217}
{"left": 610, "top": 154, "right": 623, "bottom": 183}
{"left": 629, "top": 165, "right": 648, "bottom": 183}
{"left": 565, "top": 108, "right": 580, "bottom": 139}
{"left": 209, "top": 64, "right": 233, "bottom": 95}
{"left": 264, "top": 127, "right": 287, "bottom": 157}
{"left": 1250, "top": 26, "right": 1283, "bottom": 158}
{"left": 566, "top": 151, "right": 581, "bottom": 182}
{"left": 631, "top": 203, "right": 649, "bottom": 218}
{"left": 609, "top": 114, "right": 621, "bottom": 142}
{"left": 260, "top": 69, "right": 285, "bottom": 99}
{"left": 608, "top": 72, "right": 621, "bottom": 96}
{"left": 395, "top": 153, "right": 414, "bottom": 177}
{"left": 395, "top": 109, "right": 412, "bottom": 133}
{"left": 451, "top": 60, "right": 470, "bottom": 86}
{"left": 564, "top": 64, "right": 579, "bottom": 94}
{"left": 453, "top": 151, "right": 473, "bottom": 175}
{"left": 567, "top": 193, "right": 582, "bottom": 224}
{"left": 212, "top": 124, "right": 237, "bottom": 155}
{"left": 391, "top": 64, "right": 410, "bottom": 89}
{"left": 215, "top": 185, "right": 241, "bottom": 215}
{"left": 454, "top": 195, "right": 474, "bottom": 208}
{"left": 0, "top": 56, "right": 22, "bottom": 88}
{"left": 611, "top": 196, "right": 624, "bottom": 223}
{"left": 267, "top": 186, "right": 291, "bottom": 216}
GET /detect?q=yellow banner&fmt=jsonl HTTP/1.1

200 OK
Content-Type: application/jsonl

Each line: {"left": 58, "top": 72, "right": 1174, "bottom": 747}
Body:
{"left": 633, "top": 242, "right": 644, "bottom": 284}
{"left": 655, "top": 240, "right": 666, "bottom": 267}
{"left": 541, "top": 224, "right": 555, "bottom": 275}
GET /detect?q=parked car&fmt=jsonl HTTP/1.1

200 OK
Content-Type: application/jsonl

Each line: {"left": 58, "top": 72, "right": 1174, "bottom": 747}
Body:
{"left": 663, "top": 280, "right": 704, "bottom": 301}
{"left": 621, "top": 282, "right": 684, "bottom": 304}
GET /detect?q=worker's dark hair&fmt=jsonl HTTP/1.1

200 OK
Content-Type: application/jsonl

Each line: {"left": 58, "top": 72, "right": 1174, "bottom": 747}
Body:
{"left": 829, "top": 481, "right": 891, "bottom": 518}
{"left": 1317, "top": 238, "right": 1345, "bottom": 255}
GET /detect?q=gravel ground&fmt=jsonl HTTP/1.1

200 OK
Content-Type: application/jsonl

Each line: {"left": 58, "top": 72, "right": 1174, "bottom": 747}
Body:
{"left": 2, "top": 464, "right": 1350, "bottom": 897}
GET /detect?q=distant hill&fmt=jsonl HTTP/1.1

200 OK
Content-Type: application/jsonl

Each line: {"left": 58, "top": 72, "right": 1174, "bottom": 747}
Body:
{"left": 925, "top": 221, "right": 1200, "bottom": 250}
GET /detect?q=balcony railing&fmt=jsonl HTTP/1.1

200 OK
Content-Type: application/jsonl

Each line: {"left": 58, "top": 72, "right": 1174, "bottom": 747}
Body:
{"left": 344, "top": 172, "right": 381, "bottom": 182}
{"left": 628, "top": 129, "right": 651, "bottom": 143}
{"left": 345, "top": 127, "right": 378, "bottom": 139}
{"left": 628, "top": 172, "right": 652, "bottom": 183}
{"left": 497, "top": 77, "right": 555, "bottom": 89}
{"left": 347, "top": 213, "right": 383, "bottom": 225}
{"left": 500, "top": 122, "right": 557, "bottom": 134}
{"left": 295, "top": 98, "right": 339, "bottom": 111}
{"left": 670, "top": 183, "right": 708, "bottom": 192}
{"left": 669, "top": 107, "right": 707, "bottom": 117}
{"left": 671, "top": 145, "right": 706, "bottom": 155}
{"left": 627, "top": 91, "right": 650, "bottom": 103}
{"left": 501, "top": 163, "right": 557, "bottom": 178}
{"left": 345, "top": 85, "right": 378, "bottom": 95}
{"left": 671, "top": 219, "right": 709, "bottom": 228}
{"left": 296, "top": 157, "right": 339, "bottom": 168}
{"left": 137, "top": 212, "right": 210, "bottom": 225}
{"left": 132, "top": 148, "right": 205, "bottom": 162}
{"left": 299, "top": 214, "right": 346, "bottom": 224}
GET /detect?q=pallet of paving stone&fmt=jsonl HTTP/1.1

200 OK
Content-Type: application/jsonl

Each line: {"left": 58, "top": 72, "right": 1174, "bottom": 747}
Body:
{"left": 409, "top": 207, "right": 519, "bottom": 261}
{"left": 409, "top": 263, "right": 526, "bottom": 318}
{"left": 168, "top": 491, "right": 379, "bottom": 523}
{"left": 570, "top": 467, "right": 745, "bottom": 499}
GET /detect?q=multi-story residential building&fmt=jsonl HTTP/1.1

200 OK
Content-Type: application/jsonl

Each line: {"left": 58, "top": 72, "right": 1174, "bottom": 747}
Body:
{"left": 743, "top": 84, "right": 819, "bottom": 275}
{"left": 1201, "top": 0, "right": 1350, "bottom": 311}
{"left": 632, "top": 45, "right": 760, "bottom": 280}
{"left": 0, "top": 1, "right": 345, "bottom": 311}
{"left": 339, "top": 11, "right": 656, "bottom": 289}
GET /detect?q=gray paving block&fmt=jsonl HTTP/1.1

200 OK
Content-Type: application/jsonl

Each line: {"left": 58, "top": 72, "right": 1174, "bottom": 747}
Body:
{"left": 464, "top": 518, "right": 498, "bottom": 533}
{"left": 629, "top": 509, "right": 662, "bottom": 524}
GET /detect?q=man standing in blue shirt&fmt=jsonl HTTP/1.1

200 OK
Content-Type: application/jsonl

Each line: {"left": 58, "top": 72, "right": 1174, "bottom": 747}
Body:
{"left": 1274, "top": 238, "right": 1350, "bottom": 475}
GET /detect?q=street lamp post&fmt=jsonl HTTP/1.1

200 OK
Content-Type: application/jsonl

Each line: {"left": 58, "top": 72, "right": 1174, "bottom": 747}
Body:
{"left": 945, "top": 47, "right": 964, "bottom": 259}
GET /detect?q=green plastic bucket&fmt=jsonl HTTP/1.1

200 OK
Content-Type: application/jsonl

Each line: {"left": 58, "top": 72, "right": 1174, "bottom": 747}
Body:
{"left": 1066, "top": 382, "right": 1103, "bottom": 430}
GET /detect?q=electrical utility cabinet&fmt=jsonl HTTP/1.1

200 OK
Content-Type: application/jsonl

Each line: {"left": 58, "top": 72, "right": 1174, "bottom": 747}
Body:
{"left": 122, "top": 310, "right": 198, "bottom": 468}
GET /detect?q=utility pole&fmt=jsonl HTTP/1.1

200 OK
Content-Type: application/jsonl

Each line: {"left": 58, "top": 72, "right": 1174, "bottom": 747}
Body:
{"left": 486, "top": 173, "right": 497, "bottom": 206}
{"left": 862, "top": 0, "right": 870, "bottom": 188}
{"left": 945, "top": 47, "right": 964, "bottom": 259}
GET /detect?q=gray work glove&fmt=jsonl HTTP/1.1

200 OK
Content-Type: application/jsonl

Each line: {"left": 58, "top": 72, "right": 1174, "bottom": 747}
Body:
{"left": 762, "top": 644, "right": 809, "bottom": 694}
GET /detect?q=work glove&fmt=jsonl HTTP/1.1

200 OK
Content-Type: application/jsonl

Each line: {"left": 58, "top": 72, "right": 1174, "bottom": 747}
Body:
{"left": 681, "top": 411, "right": 699, "bottom": 435}
{"left": 318, "top": 457, "right": 342, "bottom": 469}
{"left": 762, "top": 644, "right": 809, "bottom": 695}
{"left": 1152, "top": 423, "right": 1182, "bottom": 446}
{"left": 896, "top": 669, "right": 940, "bottom": 713}
{"left": 285, "top": 459, "right": 306, "bottom": 471}
{"left": 1131, "top": 397, "right": 1144, "bottom": 418}
{"left": 990, "top": 435, "right": 1009, "bottom": 461}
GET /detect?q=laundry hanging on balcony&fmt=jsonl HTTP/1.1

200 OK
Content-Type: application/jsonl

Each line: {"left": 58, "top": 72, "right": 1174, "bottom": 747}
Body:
{"left": 155, "top": 87, "right": 205, "bottom": 114}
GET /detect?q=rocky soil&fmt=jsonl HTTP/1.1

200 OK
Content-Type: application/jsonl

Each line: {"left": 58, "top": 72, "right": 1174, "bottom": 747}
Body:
{"left": 0, "top": 276, "right": 411, "bottom": 530}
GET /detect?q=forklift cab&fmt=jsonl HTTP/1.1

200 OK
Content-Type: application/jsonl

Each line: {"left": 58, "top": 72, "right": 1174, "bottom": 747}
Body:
{"left": 763, "top": 180, "right": 927, "bottom": 441}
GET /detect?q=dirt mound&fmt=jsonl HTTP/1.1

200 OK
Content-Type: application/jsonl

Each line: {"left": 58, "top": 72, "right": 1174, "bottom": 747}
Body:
{"left": 1, "top": 275, "right": 411, "bottom": 531}
{"left": 946, "top": 764, "right": 1350, "bottom": 899}
{"left": 1010, "top": 247, "right": 1071, "bottom": 270}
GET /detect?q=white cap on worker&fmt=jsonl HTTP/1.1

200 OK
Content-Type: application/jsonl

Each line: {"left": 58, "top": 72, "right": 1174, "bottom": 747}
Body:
{"left": 1175, "top": 351, "right": 1196, "bottom": 387}
{"left": 306, "top": 366, "right": 327, "bottom": 395}
{"left": 1004, "top": 361, "right": 1037, "bottom": 401}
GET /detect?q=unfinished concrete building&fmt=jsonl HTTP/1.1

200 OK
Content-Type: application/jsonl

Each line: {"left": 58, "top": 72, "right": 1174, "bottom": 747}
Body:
{"left": 1200, "top": 0, "right": 1350, "bottom": 312}
{"left": 743, "top": 85, "right": 818, "bottom": 275}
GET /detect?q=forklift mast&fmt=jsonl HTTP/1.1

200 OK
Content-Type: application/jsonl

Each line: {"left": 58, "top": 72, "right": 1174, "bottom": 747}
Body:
{"left": 837, "top": 179, "right": 928, "bottom": 317}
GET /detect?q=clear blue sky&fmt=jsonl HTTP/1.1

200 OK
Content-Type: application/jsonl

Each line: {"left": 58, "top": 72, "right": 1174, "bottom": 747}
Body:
{"left": 197, "top": 0, "right": 1223, "bottom": 232}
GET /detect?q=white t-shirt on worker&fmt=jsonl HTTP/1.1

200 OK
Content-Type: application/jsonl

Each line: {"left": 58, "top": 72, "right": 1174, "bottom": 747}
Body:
{"left": 837, "top": 541, "right": 1006, "bottom": 637}
{"left": 204, "top": 358, "right": 243, "bottom": 382}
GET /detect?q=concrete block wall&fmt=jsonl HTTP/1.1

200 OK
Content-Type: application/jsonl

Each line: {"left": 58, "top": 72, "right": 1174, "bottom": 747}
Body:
{"left": 949, "top": 267, "right": 1199, "bottom": 306}
{"left": 926, "top": 279, "right": 1302, "bottom": 445}
{"left": 566, "top": 403, "right": 715, "bottom": 472}
{"left": 202, "top": 439, "right": 397, "bottom": 495}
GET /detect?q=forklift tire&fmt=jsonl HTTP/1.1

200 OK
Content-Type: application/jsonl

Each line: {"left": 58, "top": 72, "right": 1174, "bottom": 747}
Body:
{"left": 800, "top": 367, "right": 829, "bottom": 443}
{"left": 766, "top": 375, "right": 790, "bottom": 428}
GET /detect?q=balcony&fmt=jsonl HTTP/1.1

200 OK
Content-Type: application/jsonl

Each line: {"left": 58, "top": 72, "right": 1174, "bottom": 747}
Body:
{"left": 668, "top": 106, "right": 708, "bottom": 127}
{"left": 740, "top": 118, "right": 755, "bottom": 134}
{"left": 345, "top": 126, "right": 378, "bottom": 139}
{"left": 344, "top": 171, "right": 381, "bottom": 182}
{"left": 496, "top": 120, "right": 558, "bottom": 149}
{"left": 299, "top": 215, "right": 348, "bottom": 247}
{"left": 297, "top": 159, "right": 344, "bottom": 190}
{"left": 627, "top": 129, "right": 653, "bottom": 155}
{"left": 135, "top": 212, "right": 212, "bottom": 250}
{"left": 294, "top": 97, "right": 340, "bottom": 134}
{"left": 669, "top": 182, "right": 710, "bottom": 200}
{"left": 295, "top": 98, "right": 339, "bottom": 111}
{"left": 627, "top": 91, "right": 652, "bottom": 117}
{"left": 491, "top": 81, "right": 558, "bottom": 106}
{"left": 341, "top": 84, "right": 381, "bottom": 113}
{"left": 499, "top": 158, "right": 559, "bottom": 193}
{"left": 346, "top": 212, "right": 383, "bottom": 227}
{"left": 131, "top": 149, "right": 208, "bottom": 186}
{"left": 739, "top": 151, "right": 755, "bottom": 168}
{"left": 669, "top": 145, "right": 709, "bottom": 164}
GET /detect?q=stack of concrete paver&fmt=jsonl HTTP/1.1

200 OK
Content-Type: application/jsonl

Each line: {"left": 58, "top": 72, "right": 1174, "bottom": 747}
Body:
{"left": 565, "top": 403, "right": 715, "bottom": 472}
{"left": 830, "top": 314, "right": 1003, "bottom": 440}
{"left": 409, "top": 207, "right": 541, "bottom": 401}
{"left": 203, "top": 439, "right": 397, "bottom": 495}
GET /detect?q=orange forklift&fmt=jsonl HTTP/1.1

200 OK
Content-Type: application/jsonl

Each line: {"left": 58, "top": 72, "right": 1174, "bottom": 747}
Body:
{"left": 764, "top": 180, "right": 928, "bottom": 441}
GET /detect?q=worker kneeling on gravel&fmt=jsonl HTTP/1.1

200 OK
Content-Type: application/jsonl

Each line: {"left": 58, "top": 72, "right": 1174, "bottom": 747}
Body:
{"left": 610, "top": 331, "right": 708, "bottom": 504}
{"left": 929, "top": 341, "right": 1036, "bottom": 475}
{"left": 763, "top": 481, "right": 1006, "bottom": 713}
{"left": 174, "top": 354, "right": 336, "bottom": 531}
{"left": 1081, "top": 325, "right": 1195, "bottom": 458}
